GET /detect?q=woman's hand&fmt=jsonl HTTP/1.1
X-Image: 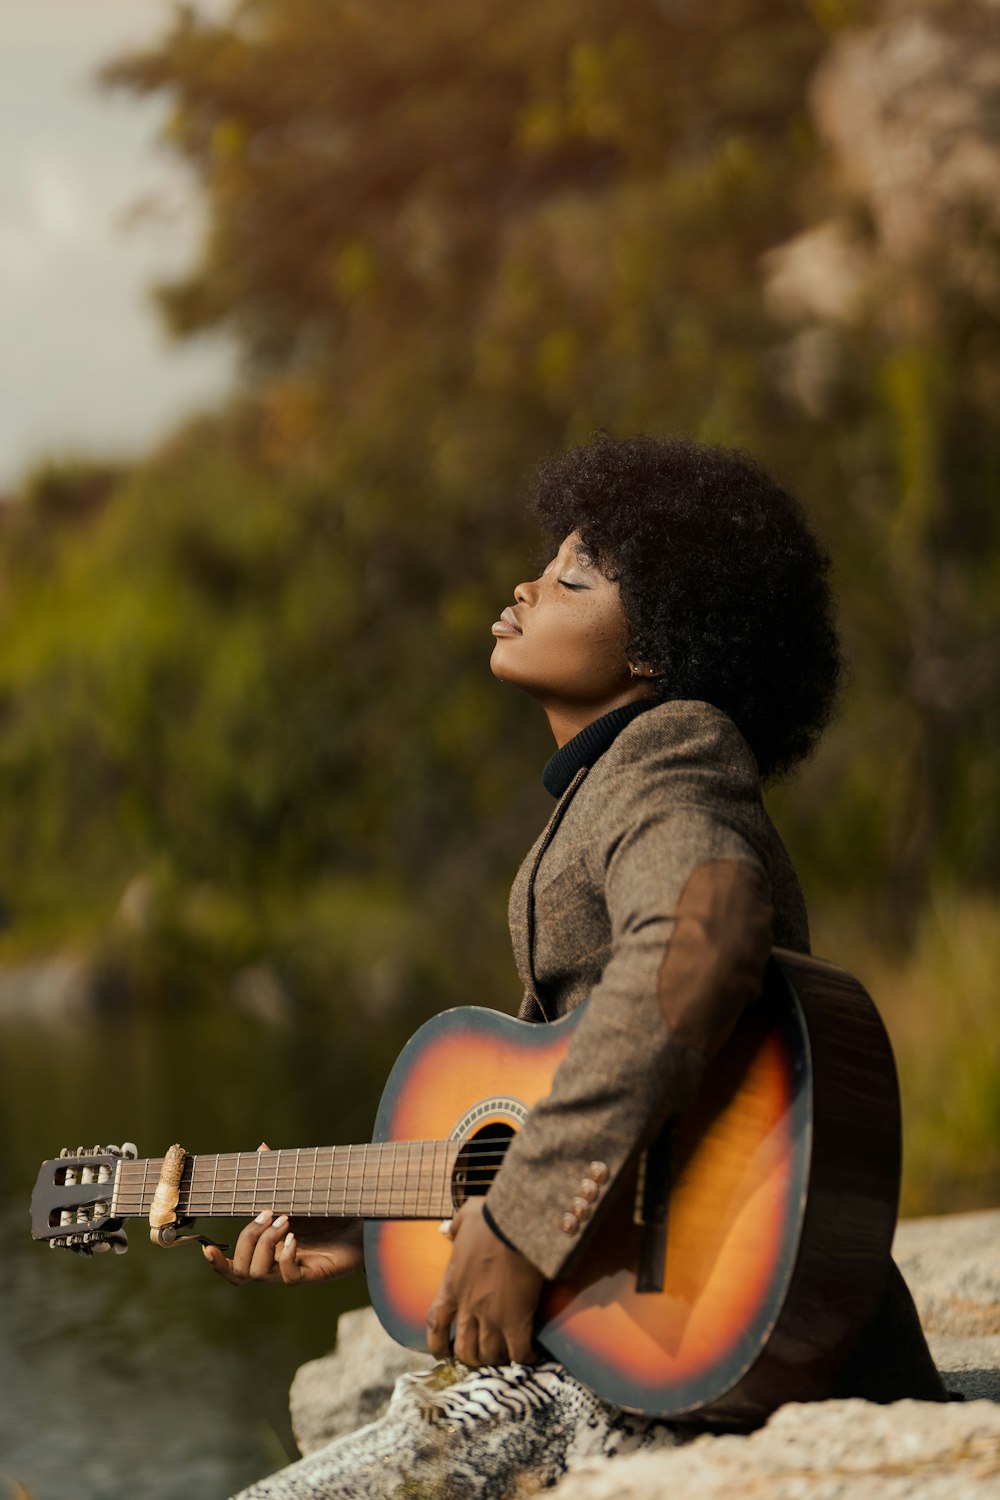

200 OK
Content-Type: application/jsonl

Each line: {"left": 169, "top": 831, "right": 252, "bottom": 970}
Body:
{"left": 203, "top": 1211, "right": 364, "bottom": 1286}
{"left": 425, "top": 1198, "right": 543, "bottom": 1366}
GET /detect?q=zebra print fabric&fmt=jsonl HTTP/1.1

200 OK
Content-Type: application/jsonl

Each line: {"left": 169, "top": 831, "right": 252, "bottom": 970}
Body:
{"left": 233, "top": 1360, "right": 684, "bottom": 1498}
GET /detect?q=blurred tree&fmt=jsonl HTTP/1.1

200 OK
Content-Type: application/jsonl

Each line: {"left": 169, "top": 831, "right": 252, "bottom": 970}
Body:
{"left": 1, "top": 0, "right": 997, "bottom": 975}
{"left": 0, "top": 0, "right": 996, "bottom": 1207}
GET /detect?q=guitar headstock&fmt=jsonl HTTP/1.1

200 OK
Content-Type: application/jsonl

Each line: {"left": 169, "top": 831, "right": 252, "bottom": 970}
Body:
{"left": 31, "top": 1143, "right": 137, "bottom": 1255}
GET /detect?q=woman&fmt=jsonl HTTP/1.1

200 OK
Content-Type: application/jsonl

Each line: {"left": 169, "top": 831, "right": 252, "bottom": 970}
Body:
{"left": 208, "top": 434, "right": 945, "bottom": 1499}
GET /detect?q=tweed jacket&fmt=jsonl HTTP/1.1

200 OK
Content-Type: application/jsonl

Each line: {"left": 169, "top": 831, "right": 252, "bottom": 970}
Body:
{"left": 484, "top": 697, "right": 946, "bottom": 1404}
{"left": 486, "top": 698, "right": 807, "bottom": 1278}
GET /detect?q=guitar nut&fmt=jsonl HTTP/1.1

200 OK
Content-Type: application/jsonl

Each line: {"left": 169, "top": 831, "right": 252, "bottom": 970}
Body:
{"left": 560, "top": 1212, "right": 579, "bottom": 1235}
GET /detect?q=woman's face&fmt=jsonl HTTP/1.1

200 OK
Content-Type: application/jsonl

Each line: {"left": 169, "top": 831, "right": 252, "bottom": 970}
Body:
{"left": 490, "top": 533, "right": 649, "bottom": 724}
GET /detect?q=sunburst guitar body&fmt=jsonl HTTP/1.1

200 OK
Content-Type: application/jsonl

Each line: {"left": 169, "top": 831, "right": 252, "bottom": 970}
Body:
{"left": 32, "top": 951, "right": 900, "bottom": 1428}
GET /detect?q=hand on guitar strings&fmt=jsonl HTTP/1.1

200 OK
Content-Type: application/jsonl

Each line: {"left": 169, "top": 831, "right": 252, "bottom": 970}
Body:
{"left": 202, "top": 1142, "right": 365, "bottom": 1287}
{"left": 426, "top": 1198, "right": 544, "bottom": 1367}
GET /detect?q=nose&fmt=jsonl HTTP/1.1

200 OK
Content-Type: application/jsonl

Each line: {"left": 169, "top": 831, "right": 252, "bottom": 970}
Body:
{"left": 513, "top": 579, "right": 537, "bottom": 605}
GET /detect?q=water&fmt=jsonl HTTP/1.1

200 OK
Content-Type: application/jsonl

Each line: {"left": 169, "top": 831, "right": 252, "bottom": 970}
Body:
{"left": 0, "top": 1003, "right": 393, "bottom": 1499}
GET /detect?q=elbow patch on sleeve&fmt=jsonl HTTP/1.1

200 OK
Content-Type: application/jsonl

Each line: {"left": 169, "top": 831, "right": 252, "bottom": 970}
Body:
{"left": 657, "top": 860, "right": 773, "bottom": 1057}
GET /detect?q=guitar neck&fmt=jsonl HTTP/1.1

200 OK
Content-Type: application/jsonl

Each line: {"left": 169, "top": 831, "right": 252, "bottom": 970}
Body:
{"left": 111, "top": 1142, "right": 463, "bottom": 1222}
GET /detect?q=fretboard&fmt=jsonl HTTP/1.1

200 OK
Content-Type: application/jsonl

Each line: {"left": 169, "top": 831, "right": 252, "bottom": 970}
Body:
{"left": 111, "top": 1142, "right": 471, "bottom": 1222}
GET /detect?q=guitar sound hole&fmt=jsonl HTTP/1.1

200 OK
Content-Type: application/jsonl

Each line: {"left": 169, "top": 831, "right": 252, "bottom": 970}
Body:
{"left": 452, "top": 1122, "right": 515, "bottom": 1208}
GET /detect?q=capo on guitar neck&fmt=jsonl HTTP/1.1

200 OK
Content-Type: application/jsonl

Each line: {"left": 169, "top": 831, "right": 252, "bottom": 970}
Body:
{"left": 149, "top": 1143, "right": 228, "bottom": 1252}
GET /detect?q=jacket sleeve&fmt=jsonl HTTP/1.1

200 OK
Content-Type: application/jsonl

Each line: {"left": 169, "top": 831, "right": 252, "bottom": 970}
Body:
{"left": 484, "top": 756, "right": 774, "bottom": 1280}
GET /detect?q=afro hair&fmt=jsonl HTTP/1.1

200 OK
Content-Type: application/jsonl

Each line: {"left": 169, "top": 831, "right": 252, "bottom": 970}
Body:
{"left": 529, "top": 432, "right": 842, "bottom": 781}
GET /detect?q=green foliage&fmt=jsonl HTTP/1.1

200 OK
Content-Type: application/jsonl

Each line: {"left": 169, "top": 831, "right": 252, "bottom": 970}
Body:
{"left": 0, "top": 0, "right": 997, "bottom": 1208}
{"left": 0, "top": 431, "right": 542, "bottom": 1009}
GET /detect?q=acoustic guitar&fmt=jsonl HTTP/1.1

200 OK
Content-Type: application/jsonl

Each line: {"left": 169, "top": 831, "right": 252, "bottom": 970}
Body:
{"left": 31, "top": 949, "right": 900, "bottom": 1429}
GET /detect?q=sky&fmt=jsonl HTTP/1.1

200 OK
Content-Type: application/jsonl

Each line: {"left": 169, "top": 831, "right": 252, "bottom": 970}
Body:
{"left": 0, "top": 0, "right": 236, "bottom": 492}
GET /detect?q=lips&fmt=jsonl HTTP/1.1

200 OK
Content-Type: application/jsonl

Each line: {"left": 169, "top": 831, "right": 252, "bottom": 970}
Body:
{"left": 491, "top": 606, "right": 523, "bottom": 637}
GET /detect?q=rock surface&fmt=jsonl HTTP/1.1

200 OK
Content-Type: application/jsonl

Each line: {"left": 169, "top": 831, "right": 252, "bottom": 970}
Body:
{"left": 548, "top": 1397, "right": 1000, "bottom": 1499}
{"left": 289, "top": 1209, "right": 1000, "bottom": 1491}
{"left": 291, "top": 1306, "right": 433, "bottom": 1458}
{"left": 894, "top": 1209, "right": 1000, "bottom": 1338}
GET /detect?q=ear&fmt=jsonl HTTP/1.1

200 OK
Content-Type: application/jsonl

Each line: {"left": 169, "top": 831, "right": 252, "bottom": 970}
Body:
{"left": 627, "top": 659, "right": 661, "bottom": 680}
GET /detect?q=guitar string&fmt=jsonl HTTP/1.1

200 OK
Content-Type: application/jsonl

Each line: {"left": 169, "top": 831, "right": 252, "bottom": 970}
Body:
{"left": 109, "top": 1142, "right": 513, "bottom": 1212}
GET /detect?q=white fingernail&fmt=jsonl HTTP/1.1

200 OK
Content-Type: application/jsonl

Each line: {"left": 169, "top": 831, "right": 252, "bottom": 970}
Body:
{"left": 284, "top": 1234, "right": 294, "bottom": 1251}
{"left": 274, "top": 1214, "right": 287, "bottom": 1229}
{"left": 255, "top": 1210, "right": 272, "bottom": 1225}
{"left": 438, "top": 1219, "right": 453, "bottom": 1236}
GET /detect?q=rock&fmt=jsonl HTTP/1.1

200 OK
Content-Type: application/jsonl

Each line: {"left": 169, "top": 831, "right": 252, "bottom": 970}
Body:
{"left": 288, "top": 1209, "right": 1000, "bottom": 1490}
{"left": 929, "top": 1336, "right": 1000, "bottom": 1402}
{"left": 547, "top": 1397, "right": 1000, "bottom": 1499}
{"left": 0, "top": 955, "right": 127, "bottom": 1026}
{"left": 289, "top": 1306, "right": 433, "bottom": 1457}
{"left": 284, "top": 1206, "right": 995, "bottom": 1488}
{"left": 894, "top": 1209, "right": 1000, "bottom": 1336}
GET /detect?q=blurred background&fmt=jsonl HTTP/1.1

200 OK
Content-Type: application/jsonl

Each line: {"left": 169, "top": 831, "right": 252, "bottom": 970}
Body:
{"left": 1, "top": 0, "right": 998, "bottom": 1494}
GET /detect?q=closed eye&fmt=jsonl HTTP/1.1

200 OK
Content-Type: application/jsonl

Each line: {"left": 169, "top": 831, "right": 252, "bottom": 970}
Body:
{"left": 558, "top": 579, "right": 587, "bottom": 590}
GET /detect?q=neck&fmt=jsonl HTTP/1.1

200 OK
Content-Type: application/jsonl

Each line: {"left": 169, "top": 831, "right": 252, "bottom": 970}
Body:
{"left": 542, "top": 686, "right": 658, "bottom": 748}
{"left": 111, "top": 1142, "right": 469, "bottom": 1221}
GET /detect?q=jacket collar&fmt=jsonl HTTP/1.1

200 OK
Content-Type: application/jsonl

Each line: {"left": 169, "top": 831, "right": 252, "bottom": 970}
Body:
{"left": 542, "top": 698, "right": 660, "bottom": 797}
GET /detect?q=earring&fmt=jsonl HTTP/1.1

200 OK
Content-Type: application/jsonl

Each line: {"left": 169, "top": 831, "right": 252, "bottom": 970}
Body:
{"left": 628, "top": 663, "right": 659, "bottom": 679}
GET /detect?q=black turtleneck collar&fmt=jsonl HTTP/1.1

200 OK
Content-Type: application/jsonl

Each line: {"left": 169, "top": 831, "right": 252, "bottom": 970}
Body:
{"left": 542, "top": 698, "right": 660, "bottom": 797}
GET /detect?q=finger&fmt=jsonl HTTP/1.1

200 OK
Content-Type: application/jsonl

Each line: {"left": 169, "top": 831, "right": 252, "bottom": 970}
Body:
{"left": 229, "top": 1210, "right": 279, "bottom": 1278}
{"left": 478, "top": 1324, "right": 506, "bottom": 1368}
{"left": 453, "top": 1314, "right": 479, "bottom": 1368}
{"left": 506, "top": 1319, "right": 538, "bottom": 1366}
{"left": 258, "top": 1141, "right": 271, "bottom": 1152}
{"left": 426, "top": 1290, "right": 457, "bottom": 1360}
{"left": 248, "top": 1214, "right": 290, "bottom": 1279}
{"left": 202, "top": 1244, "right": 248, "bottom": 1286}
{"left": 277, "top": 1232, "right": 305, "bottom": 1285}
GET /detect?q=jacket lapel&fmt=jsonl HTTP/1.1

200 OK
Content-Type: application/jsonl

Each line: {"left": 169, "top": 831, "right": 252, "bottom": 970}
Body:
{"left": 517, "top": 765, "right": 589, "bottom": 1022}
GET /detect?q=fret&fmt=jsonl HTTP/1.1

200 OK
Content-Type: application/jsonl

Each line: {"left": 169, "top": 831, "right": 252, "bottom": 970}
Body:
{"left": 100, "top": 1137, "right": 478, "bottom": 1220}
{"left": 422, "top": 1141, "right": 430, "bottom": 1219}
{"left": 426, "top": 1140, "right": 435, "bottom": 1218}
{"left": 443, "top": 1140, "right": 451, "bottom": 1217}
